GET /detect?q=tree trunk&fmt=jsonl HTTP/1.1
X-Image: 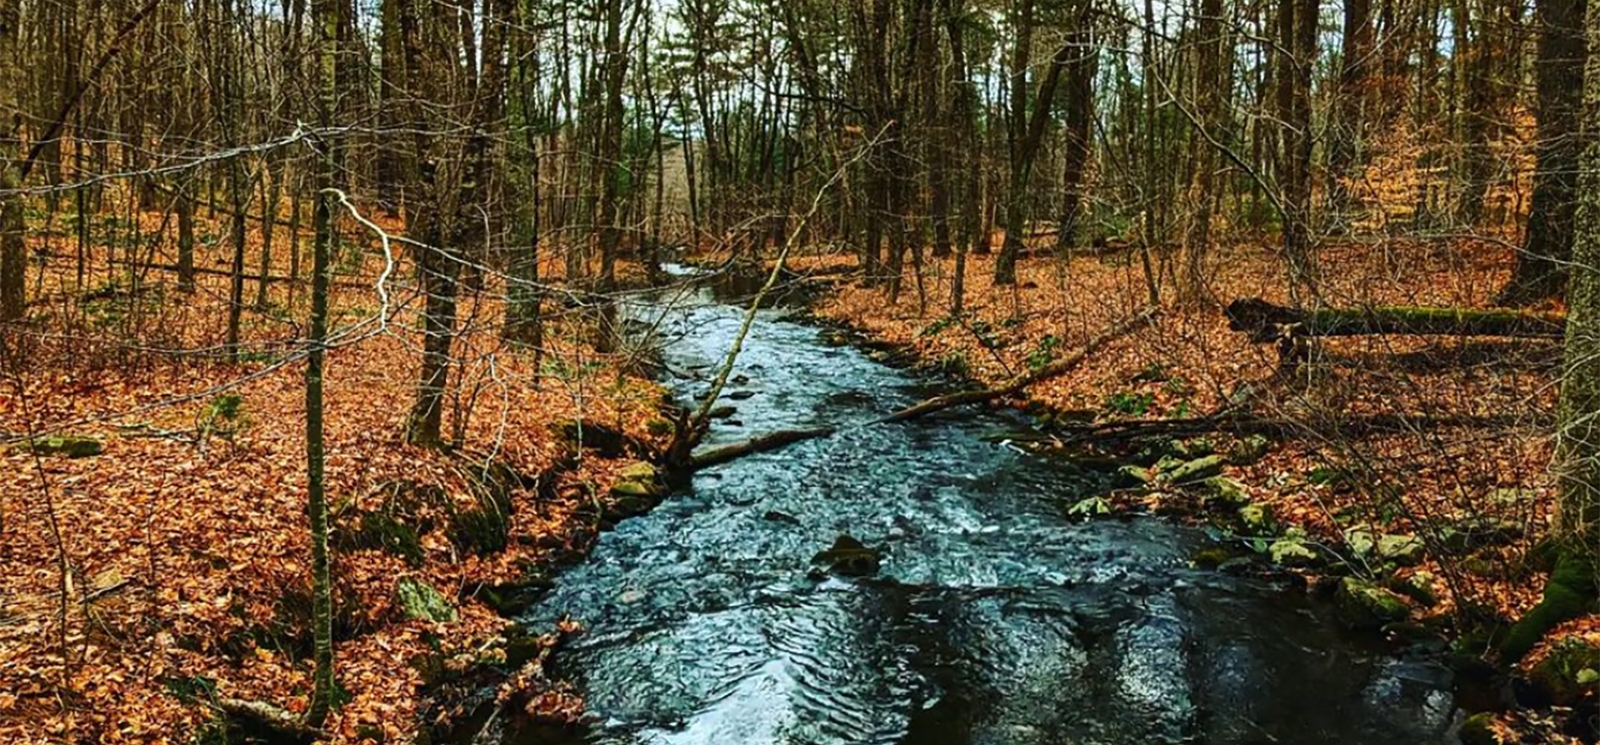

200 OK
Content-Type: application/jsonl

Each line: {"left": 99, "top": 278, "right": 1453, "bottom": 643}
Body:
{"left": 304, "top": 0, "right": 340, "bottom": 723}
{"left": 1055, "top": 22, "right": 1097, "bottom": 256}
{"left": 1501, "top": 3, "right": 1600, "bottom": 663}
{"left": 1328, "top": 0, "right": 1374, "bottom": 217}
{"left": 943, "top": 0, "right": 979, "bottom": 312}
{"left": 995, "top": 0, "right": 1079, "bottom": 285}
{"left": 1499, "top": 0, "right": 1589, "bottom": 304}
{"left": 1, "top": 0, "right": 26, "bottom": 323}
{"left": 1280, "top": 0, "right": 1319, "bottom": 303}
{"left": 1182, "top": 0, "right": 1225, "bottom": 302}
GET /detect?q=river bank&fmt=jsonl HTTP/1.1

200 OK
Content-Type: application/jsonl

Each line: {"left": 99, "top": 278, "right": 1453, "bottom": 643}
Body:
{"left": 774, "top": 243, "right": 1595, "bottom": 743}
{"left": 0, "top": 218, "right": 675, "bottom": 743}
{"left": 484, "top": 256, "right": 1474, "bottom": 745}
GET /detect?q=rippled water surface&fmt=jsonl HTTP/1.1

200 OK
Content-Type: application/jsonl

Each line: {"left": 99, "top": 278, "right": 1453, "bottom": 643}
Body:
{"left": 515, "top": 271, "right": 1458, "bottom": 745}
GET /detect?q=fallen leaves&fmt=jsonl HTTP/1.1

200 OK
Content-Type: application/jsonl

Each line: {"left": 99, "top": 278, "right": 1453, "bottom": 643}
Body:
{"left": 2, "top": 203, "right": 665, "bottom": 743}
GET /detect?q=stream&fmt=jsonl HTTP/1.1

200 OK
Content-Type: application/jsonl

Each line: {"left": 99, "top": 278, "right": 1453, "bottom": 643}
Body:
{"left": 511, "top": 269, "right": 1460, "bottom": 744}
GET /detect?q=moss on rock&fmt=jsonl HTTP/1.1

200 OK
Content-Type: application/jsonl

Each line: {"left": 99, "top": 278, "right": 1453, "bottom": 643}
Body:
{"left": 1160, "top": 455, "right": 1225, "bottom": 485}
{"left": 1201, "top": 476, "right": 1249, "bottom": 506}
{"left": 1229, "top": 434, "right": 1272, "bottom": 465}
{"left": 396, "top": 577, "right": 456, "bottom": 623}
{"left": 1335, "top": 577, "right": 1410, "bottom": 630}
{"left": 1500, "top": 553, "right": 1597, "bottom": 664}
{"left": 1527, "top": 637, "right": 1600, "bottom": 706}
{"left": 1457, "top": 712, "right": 1499, "bottom": 745}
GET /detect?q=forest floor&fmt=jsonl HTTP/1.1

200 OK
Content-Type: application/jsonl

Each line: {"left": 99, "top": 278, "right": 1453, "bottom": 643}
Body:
{"left": 0, "top": 209, "right": 670, "bottom": 743}
{"left": 786, "top": 236, "right": 1595, "bottom": 742}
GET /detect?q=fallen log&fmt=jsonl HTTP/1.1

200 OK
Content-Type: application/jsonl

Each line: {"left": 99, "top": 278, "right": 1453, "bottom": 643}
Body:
{"left": 1225, "top": 298, "right": 1566, "bottom": 342}
{"left": 691, "top": 425, "right": 837, "bottom": 469}
{"left": 1054, "top": 410, "right": 1543, "bottom": 448}
{"left": 875, "top": 307, "right": 1156, "bottom": 425}
{"left": 688, "top": 307, "right": 1156, "bottom": 469}
{"left": 216, "top": 697, "right": 322, "bottom": 741}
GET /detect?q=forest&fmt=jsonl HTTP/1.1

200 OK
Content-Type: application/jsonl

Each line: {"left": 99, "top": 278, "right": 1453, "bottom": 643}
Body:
{"left": 2, "top": 0, "right": 1599, "bottom": 741}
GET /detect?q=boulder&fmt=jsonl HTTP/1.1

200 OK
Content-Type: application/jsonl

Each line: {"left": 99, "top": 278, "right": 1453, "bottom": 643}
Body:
{"left": 16, "top": 434, "right": 103, "bottom": 458}
{"left": 1345, "top": 528, "right": 1425, "bottom": 566}
{"left": 1159, "top": 455, "right": 1225, "bottom": 485}
{"left": 1441, "top": 517, "right": 1523, "bottom": 553}
{"left": 1200, "top": 476, "right": 1249, "bottom": 506}
{"left": 1391, "top": 570, "right": 1440, "bottom": 607}
{"left": 397, "top": 578, "right": 456, "bottom": 623}
{"left": 618, "top": 461, "right": 659, "bottom": 482}
{"left": 812, "top": 535, "right": 882, "bottom": 577}
{"left": 1376, "top": 534, "right": 1425, "bottom": 565}
{"left": 708, "top": 406, "right": 738, "bottom": 420}
{"left": 1334, "top": 577, "right": 1409, "bottom": 629}
{"left": 1151, "top": 454, "right": 1186, "bottom": 475}
{"left": 606, "top": 495, "right": 656, "bottom": 522}
{"left": 611, "top": 461, "right": 666, "bottom": 500}
{"left": 1457, "top": 712, "right": 1498, "bottom": 745}
{"left": 1238, "top": 503, "right": 1276, "bottom": 533}
{"left": 1228, "top": 434, "right": 1272, "bottom": 465}
{"left": 1268, "top": 535, "right": 1320, "bottom": 567}
{"left": 1527, "top": 637, "right": 1600, "bottom": 706}
{"left": 1175, "top": 437, "right": 1216, "bottom": 458}
{"left": 1115, "top": 465, "right": 1154, "bottom": 488}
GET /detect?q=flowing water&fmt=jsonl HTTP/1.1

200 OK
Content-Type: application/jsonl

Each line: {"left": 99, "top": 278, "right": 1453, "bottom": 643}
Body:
{"left": 512, "top": 269, "right": 1459, "bottom": 745}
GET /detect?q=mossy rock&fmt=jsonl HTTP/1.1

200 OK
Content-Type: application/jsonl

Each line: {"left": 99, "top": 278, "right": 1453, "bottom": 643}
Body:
{"left": 450, "top": 487, "right": 513, "bottom": 556}
{"left": 16, "top": 434, "right": 103, "bottom": 458}
{"left": 1345, "top": 528, "right": 1425, "bottom": 566}
{"left": 812, "top": 535, "right": 882, "bottom": 577}
{"left": 1441, "top": 517, "right": 1523, "bottom": 553}
{"left": 1229, "top": 434, "right": 1272, "bottom": 465}
{"left": 1150, "top": 454, "right": 1186, "bottom": 475}
{"left": 1500, "top": 554, "right": 1599, "bottom": 663}
{"left": 1268, "top": 535, "right": 1320, "bottom": 567}
{"left": 611, "top": 460, "right": 666, "bottom": 501}
{"left": 1334, "top": 577, "right": 1410, "bottom": 630}
{"left": 396, "top": 577, "right": 456, "bottom": 623}
{"left": 1390, "top": 570, "right": 1439, "bottom": 607}
{"left": 1376, "top": 534, "right": 1425, "bottom": 565}
{"left": 1176, "top": 438, "right": 1216, "bottom": 459}
{"left": 1457, "top": 712, "right": 1499, "bottom": 745}
{"left": 1527, "top": 637, "right": 1600, "bottom": 706}
{"left": 611, "top": 479, "right": 664, "bottom": 499}
{"left": 1115, "top": 465, "right": 1154, "bottom": 488}
{"left": 1238, "top": 502, "right": 1276, "bottom": 534}
{"left": 645, "top": 418, "right": 674, "bottom": 436}
{"left": 1192, "top": 545, "right": 1239, "bottom": 569}
{"left": 1131, "top": 439, "right": 1177, "bottom": 467}
{"left": 477, "top": 576, "right": 554, "bottom": 617}
{"left": 348, "top": 510, "right": 425, "bottom": 567}
{"left": 1159, "top": 455, "right": 1225, "bottom": 485}
{"left": 605, "top": 495, "right": 656, "bottom": 524}
{"left": 333, "top": 481, "right": 444, "bottom": 566}
{"left": 1200, "top": 476, "right": 1249, "bottom": 507}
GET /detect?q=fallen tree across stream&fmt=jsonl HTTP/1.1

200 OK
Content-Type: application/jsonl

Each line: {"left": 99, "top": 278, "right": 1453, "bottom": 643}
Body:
{"left": 687, "top": 307, "right": 1156, "bottom": 470}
